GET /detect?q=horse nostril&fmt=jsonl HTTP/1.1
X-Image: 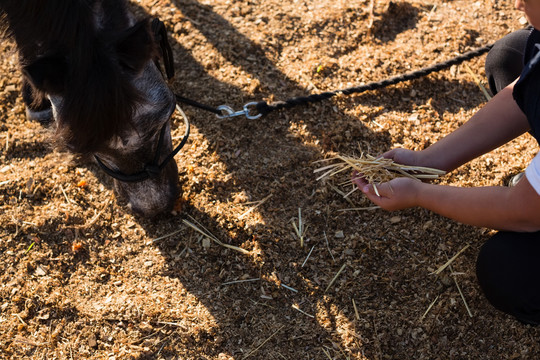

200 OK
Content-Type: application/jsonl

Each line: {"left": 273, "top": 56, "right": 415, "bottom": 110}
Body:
{"left": 129, "top": 201, "right": 169, "bottom": 218}
{"left": 114, "top": 160, "right": 179, "bottom": 218}
{"left": 126, "top": 186, "right": 178, "bottom": 218}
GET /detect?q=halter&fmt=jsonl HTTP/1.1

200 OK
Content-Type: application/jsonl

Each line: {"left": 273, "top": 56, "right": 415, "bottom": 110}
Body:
{"left": 94, "top": 18, "right": 189, "bottom": 183}
{"left": 94, "top": 104, "right": 190, "bottom": 183}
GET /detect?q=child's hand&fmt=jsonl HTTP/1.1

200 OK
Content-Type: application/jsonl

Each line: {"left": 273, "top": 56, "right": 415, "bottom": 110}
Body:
{"left": 382, "top": 148, "right": 421, "bottom": 166}
{"left": 352, "top": 175, "right": 421, "bottom": 211}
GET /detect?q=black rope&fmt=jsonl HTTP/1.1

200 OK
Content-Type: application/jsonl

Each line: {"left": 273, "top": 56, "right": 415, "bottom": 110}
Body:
{"left": 175, "top": 94, "right": 223, "bottom": 116}
{"left": 253, "top": 44, "right": 494, "bottom": 116}
{"left": 156, "top": 15, "right": 493, "bottom": 118}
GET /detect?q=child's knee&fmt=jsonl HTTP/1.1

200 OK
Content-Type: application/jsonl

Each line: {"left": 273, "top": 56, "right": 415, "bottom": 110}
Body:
{"left": 476, "top": 232, "right": 540, "bottom": 325}
{"left": 484, "top": 29, "right": 529, "bottom": 94}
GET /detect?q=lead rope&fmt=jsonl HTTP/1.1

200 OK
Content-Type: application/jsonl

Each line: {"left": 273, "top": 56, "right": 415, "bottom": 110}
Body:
{"left": 153, "top": 17, "right": 493, "bottom": 119}
{"left": 253, "top": 44, "right": 494, "bottom": 117}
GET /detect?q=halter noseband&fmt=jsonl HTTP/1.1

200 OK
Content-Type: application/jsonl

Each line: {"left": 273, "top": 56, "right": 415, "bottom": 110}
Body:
{"left": 94, "top": 104, "right": 190, "bottom": 183}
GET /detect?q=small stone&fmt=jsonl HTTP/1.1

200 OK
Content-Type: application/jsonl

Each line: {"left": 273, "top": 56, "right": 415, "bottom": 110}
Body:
{"left": 440, "top": 274, "right": 453, "bottom": 287}
{"left": 88, "top": 334, "right": 97, "bottom": 348}
{"left": 202, "top": 238, "right": 211, "bottom": 248}
{"left": 389, "top": 216, "right": 401, "bottom": 224}
{"left": 139, "top": 322, "right": 154, "bottom": 332}
{"left": 422, "top": 220, "right": 433, "bottom": 230}
{"left": 34, "top": 265, "right": 47, "bottom": 276}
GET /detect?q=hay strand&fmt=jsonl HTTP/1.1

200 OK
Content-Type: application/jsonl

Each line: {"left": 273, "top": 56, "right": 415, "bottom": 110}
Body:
{"left": 338, "top": 206, "right": 380, "bottom": 212}
{"left": 352, "top": 299, "right": 360, "bottom": 321}
{"left": 432, "top": 244, "right": 470, "bottom": 275}
{"left": 292, "top": 208, "right": 308, "bottom": 248}
{"left": 302, "top": 245, "right": 316, "bottom": 267}
{"left": 152, "top": 228, "right": 185, "bottom": 243}
{"left": 239, "top": 194, "right": 272, "bottom": 219}
{"left": 243, "top": 325, "right": 285, "bottom": 359}
{"left": 222, "top": 278, "right": 260, "bottom": 286}
{"left": 451, "top": 264, "right": 473, "bottom": 318}
{"left": 325, "top": 263, "right": 347, "bottom": 292}
{"left": 292, "top": 304, "right": 315, "bottom": 318}
{"left": 463, "top": 63, "right": 492, "bottom": 101}
{"left": 183, "top": 216, "right": 249, "bottom": 255}
{"left": 421, "top": 295, "right": 440, "bottom": 320}
{"left": 324, "top": 231, "right": 335, "bottom": 262}
{"left": 281, "top": 283, "right": 298, "bottom": 293}
{"left": 75, "top": 195, "right": 113, "bottom": 230}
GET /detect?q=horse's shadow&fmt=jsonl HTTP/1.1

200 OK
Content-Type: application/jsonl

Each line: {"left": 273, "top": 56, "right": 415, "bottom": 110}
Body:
{"left": 117, "top": 0, "right": 491, "bottom": 358}
{"left": 371, "top": 1, "right": 421, "bottom": 42}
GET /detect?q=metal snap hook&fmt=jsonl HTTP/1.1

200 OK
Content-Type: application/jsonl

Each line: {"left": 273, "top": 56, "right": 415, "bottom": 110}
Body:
{"left": 216, "top": 103, "right": 262, "bottom": 119}
{"left": 243, "top": 102, "right": 262, "bottom": 119}
{"left": 216, "top": 105, "right": 236, "bottom": 119}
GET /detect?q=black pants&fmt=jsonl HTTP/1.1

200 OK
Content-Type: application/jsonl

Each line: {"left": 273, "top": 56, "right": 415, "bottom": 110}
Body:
{"left": 477, "top": 29, "right": 540, "bottom": 325}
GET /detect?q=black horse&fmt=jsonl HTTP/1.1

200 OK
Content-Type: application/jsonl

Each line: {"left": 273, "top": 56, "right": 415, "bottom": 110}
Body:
{"left": 0, "top": 0, "right": 183, "bottom": 217}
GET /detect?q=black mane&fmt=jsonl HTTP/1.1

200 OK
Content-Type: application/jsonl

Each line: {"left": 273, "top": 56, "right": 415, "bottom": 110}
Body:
{"left": 0, "top": 0, "right": 156, "bottom": 153}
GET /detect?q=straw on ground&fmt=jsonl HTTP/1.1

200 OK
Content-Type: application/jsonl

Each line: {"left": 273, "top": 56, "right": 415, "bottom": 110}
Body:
{"left": 325, "top": 263, "right": 347, "bottom": 292}
{"left": 432, "top": 244, "right": 470, "bottom": 275}
{"left": 292, "top": 207, "right": 308, "bottom": 248}
{"left": 183, "top": 216, "right": 250, "bottom": 255}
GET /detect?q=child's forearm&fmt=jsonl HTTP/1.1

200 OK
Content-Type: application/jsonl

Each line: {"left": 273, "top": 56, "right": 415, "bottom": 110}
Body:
{"left": 419, "top": 83, "right": 529, "bottom": 172}
{"left": 415, "top": 179, "right": 540, "bottom": 232}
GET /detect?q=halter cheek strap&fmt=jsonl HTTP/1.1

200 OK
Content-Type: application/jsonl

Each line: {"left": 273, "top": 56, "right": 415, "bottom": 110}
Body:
{"left": 151, "top": 18, "right": 175, "bottom": 80}
{"left": 95, "top": 19, "right": 190, "bottom": 183}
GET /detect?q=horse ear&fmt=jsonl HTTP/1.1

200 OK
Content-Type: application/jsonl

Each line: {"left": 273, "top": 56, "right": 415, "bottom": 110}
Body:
{"left": 116, "top": 20, "right": 155, "bottom": 74}
{"left": 22, "top": 55, "right": 67, "bottom": 94}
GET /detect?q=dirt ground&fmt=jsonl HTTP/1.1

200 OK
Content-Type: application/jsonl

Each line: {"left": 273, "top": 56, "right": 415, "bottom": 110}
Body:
{"left": 2, "top": 0, "right": 540, "bottom": 359}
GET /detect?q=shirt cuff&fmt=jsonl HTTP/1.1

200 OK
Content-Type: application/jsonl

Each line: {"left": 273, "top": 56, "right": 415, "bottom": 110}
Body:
{"left": 525, "top": 153, "right": 540, "bottom": 196}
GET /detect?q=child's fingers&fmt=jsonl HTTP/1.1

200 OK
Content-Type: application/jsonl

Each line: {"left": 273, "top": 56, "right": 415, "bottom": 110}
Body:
{"left": 360, "top": 183, "right": 376, "bottom": 197}
{"left": 360, "top": 183, "right": 380, "bottom": 200}
{"left": 362, "top": 178, "right": 420, "bottom": 211}
{"left": 360, "top": 182, "right": 402, "bottom": 209}
{"left": 361, "top": 182, "right": 392, "bottom": 198}
{"left": 352, "top": 171, "right": 369, "bottom": 188}
{"left": 381, "top": 148, "right": 397, "bottom": 159}
{"left": 381, "top": 148, "right": 417, "bottom": 166}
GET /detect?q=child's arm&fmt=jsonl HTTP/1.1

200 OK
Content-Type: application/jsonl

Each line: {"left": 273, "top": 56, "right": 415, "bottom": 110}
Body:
{"left": 353, "top": 80, "right": 540, "bottom": 232}
{"left": 385, "top": 81, "right": 530, "bottom": 172}
{"left": 355, "top": 175, "right": 540, "bottom": 232}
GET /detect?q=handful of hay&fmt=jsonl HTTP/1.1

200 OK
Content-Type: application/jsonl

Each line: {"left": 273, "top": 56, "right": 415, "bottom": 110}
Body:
{"left": 314, "top": 153, "right": 445, "bottom": 196}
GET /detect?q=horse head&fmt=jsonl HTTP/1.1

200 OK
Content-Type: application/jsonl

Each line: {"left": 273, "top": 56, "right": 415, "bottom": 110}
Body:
{"left": 5, "top": 1, "right": 183, "bottom": 217}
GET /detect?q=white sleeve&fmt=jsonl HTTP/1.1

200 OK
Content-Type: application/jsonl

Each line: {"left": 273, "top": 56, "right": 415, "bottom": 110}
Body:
{"left": 525, "top": 153, "right": 540, "bottom": 195}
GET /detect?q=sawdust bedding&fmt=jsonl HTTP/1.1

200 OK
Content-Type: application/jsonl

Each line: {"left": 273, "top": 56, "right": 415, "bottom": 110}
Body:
{"left": 1, "top": 0, "right": 540, "bottom": 359}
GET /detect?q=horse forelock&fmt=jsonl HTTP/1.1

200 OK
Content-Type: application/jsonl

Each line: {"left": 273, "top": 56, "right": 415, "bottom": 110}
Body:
{"left": 58, "top": 45, "right": 144, "bottom": 154}
{"left": 2, "top": 0, "right": 158, "bottom": 154}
